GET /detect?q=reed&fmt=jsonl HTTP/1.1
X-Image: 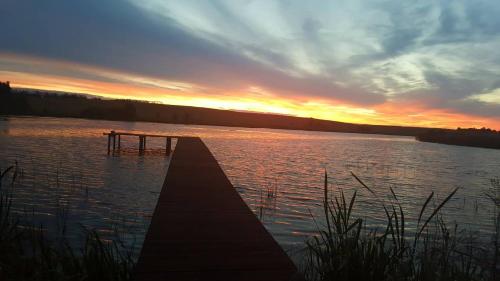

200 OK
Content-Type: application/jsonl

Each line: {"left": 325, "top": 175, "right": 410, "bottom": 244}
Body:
{"left": 0, "top": 164, "right": 135, "bottom": 281}
{"left": 486, "top": 178, "right": 500, "bottom": 281}
{"left": 303, "top": 172, "right": 497, "bottom": 281}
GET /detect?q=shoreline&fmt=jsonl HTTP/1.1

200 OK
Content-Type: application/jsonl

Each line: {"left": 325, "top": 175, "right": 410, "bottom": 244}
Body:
{"left": 0, "top": 89, "right": 433, "bottom": 137}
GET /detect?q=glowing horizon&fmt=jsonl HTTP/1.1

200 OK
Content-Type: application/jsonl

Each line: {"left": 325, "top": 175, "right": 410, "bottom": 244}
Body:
{"left": 1, "top": 1, "right": 500, "bottom": 130}
{"left": 2, "top": 53, "right": 498, "bottom": 130}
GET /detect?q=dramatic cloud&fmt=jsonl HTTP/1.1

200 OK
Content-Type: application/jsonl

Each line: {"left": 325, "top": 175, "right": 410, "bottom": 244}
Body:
{"left": 1, "top": 0, "right": 500, "bottom": 128}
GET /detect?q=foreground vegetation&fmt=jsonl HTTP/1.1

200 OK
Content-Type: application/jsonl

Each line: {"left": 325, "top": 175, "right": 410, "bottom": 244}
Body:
{"left": 0, "top": 165, "right": 135, "bottom": 281}
{"left": 303, "top": 172, "right": 499, "bottom": 281}
{"left": 2, "top": 160, "right": 499, "bottom": 280}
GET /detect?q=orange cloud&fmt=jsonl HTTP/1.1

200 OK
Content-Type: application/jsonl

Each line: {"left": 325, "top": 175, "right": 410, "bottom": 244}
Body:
{"left": 1, "top": 53, "right": 499, "bottom": 130}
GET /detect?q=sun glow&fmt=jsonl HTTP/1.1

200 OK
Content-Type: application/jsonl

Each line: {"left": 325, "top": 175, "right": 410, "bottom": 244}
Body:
{"left": 1, "top": 53, "right": 499, "bottom": 130}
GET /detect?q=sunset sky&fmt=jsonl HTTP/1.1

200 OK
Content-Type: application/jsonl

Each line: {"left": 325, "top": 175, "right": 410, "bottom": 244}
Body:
{"left": 1, "top": 0, "right": 500, "bottom": 129}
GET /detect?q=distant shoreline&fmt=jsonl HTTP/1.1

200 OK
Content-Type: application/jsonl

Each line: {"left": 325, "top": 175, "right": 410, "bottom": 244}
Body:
{"left": 0, "top": 88, "right": 433, "bottom": 137}
{"left": 2, "top": 87, "right": 500, "bottom": 149}
{"left": 416, "top": 129, "right": 500, "bottom": 150}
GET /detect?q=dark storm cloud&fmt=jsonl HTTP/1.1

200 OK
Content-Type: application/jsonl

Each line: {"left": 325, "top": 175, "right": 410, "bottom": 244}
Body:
{"left": 1, "top": 0, "right": 500, "bottom": 121}
{"left": 394, "top": 73, "right": 500, "bottom": 118}
{"left": 0, "top": 0, "right": 385, "bottom": 105}
{"left": 424, "top": 0, "right": 500, "bottom": 45}
{"left": 347, "top": 0, "right": 500, "bottom": 119}
{"left": 397, "top": 88, "right": 500, "bottom": 119}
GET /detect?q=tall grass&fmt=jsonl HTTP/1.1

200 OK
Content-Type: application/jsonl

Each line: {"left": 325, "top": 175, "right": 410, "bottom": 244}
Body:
{"left": 0, "top": 164, "right": 135, "bottom": 281}
{"left": 486, "top": 178, "right": 500, "bottom": 281}
{"left": 303, "top": 172, "right": 498, "bottom": 281}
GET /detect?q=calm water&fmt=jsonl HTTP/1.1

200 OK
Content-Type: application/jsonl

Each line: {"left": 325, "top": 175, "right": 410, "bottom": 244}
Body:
{"left": 0, "top": 117, "right": 499, "bottom": 259}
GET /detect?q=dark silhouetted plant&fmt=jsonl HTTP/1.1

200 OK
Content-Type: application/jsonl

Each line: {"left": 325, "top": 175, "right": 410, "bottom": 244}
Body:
{"left": 0, "top": 163, "right": 135, "bottom": 281}
{"left": 304, "top": 172, "right": 494, "bottom": 281}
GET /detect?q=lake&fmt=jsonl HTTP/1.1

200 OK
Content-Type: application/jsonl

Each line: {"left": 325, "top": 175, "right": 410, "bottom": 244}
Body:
{"left": 0, "top": 116, "right": 498, "bottom": 262}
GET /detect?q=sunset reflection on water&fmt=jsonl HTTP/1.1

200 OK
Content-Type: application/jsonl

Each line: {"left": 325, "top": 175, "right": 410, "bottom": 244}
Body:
{"left": 0, "top": 117, "right": 499, "bottom": 259}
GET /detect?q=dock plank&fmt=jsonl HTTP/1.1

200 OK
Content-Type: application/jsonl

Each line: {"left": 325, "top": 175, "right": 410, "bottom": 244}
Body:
{"left": 132, "top": 137, "right": 300, "bottom": 281}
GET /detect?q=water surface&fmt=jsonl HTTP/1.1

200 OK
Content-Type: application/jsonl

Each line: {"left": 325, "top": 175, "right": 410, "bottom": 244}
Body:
{"left": 0, "top": 117, "right": 498, "bottom": 258}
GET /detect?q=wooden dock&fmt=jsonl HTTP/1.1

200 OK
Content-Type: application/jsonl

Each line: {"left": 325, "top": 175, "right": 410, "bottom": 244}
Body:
{"left": 132, "top": 137, "right": 301, "bottom": 281}
{"left": 103, "top": 131, "right": 179, "bottom": 155}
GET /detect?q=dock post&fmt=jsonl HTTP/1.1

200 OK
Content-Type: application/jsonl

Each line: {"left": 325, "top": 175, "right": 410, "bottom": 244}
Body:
{"left": 118, "top": 135, "right": 121, "bottom": 150}
{"left": 107, "top": 135, "right": 111, "bottom": 154}
{"left": 139, "top": 136, "right": 143, "bottom": 154}
{"left": 112, "top": 134, "right": 116, "bottom": 152}
{"left": 166, "top": 137, "right": 172, "bottom": 156}
{"left": 144, "top": 136, "right": 147, "bottom": 150}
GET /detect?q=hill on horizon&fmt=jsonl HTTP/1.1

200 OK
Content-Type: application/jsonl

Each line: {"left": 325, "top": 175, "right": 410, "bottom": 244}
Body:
{"left": 1, "top": 86, "right": 443, "bottom": 137}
